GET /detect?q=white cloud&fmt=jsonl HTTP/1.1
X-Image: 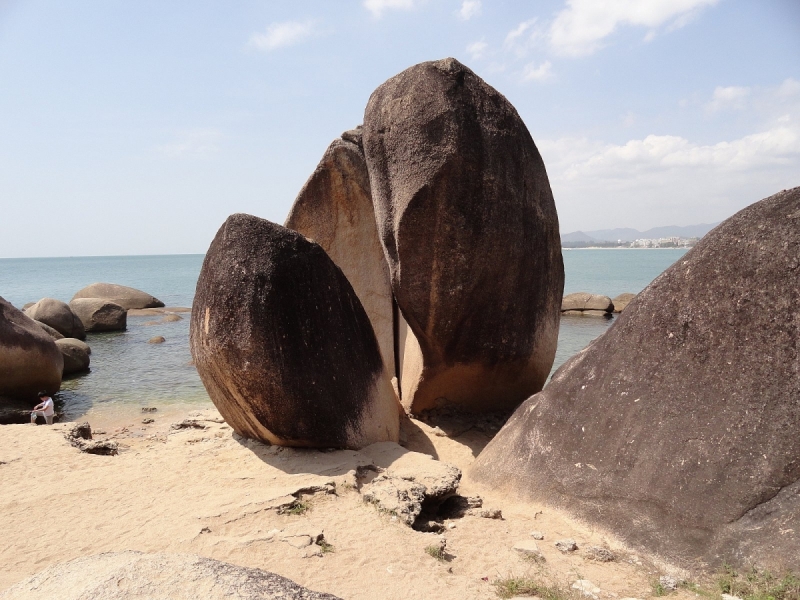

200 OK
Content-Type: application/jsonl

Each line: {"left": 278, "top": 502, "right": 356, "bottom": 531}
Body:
{"left": 549, "top": 0, "right": 719, "bottom": 57}
{"left": 504, "top": 19, "right": 536, "bottom": 48}
{"left": 466, "top": 39, "right": 488, "bottom": 60}
{"left": 156, "top": 129, "right": 223, "bottom": 159}
{"left": 249, "top": 21, "right": 315, "bottom": 51}
{"left": 705, "top": 85, "right": 751, "bottom": 112}
{"left": 458, "top": 0, "right": 481, "bottom": 20}
{"left": 522, "top": 60, "right": 553, "bottom": 82}
{"left": 364, "top": 0, "right": 416, "bottom": 18}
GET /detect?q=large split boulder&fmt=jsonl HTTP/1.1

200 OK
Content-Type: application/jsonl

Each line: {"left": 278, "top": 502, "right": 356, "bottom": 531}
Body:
{"left": 285, "top": 133, "right": 395, "bottom": 387}
{"left": 69, "top": 298, "right": 127, "bottom": 332}
{"left": 190, "top": 213, "right": 399, "bottom": 449}
{"left": 363, "top": 57, "right": 563, "bottom": 414}
{"left": 471, "top": 187, "right": 800, "bottom": 570}
{"left": 0, "top": 297, "right": 63, "bottom": 401}
{"left": 24, "top": 298, "right": 86, "bottom": 340}
{"left": 0, "top": 551, "right": 342, "bottom": 599}
{"left": 71, "top": 283, "right": 164, "bottom": 310}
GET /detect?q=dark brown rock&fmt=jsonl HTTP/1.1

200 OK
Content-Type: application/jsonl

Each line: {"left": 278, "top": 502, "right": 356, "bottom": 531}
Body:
{"left": 24, "top": 298, "right": 86, "bottom": 340}
{"left": 471, "top": 187, "right": 800, "bottom": 570}
{"left": 148, "top": 336, "right": 166, "bottom": 344}
{"left": 561, "top": 292, "right": 613, "bottom": 312}
{"left": 0, "top": 296, "right": 62, "bottom": 400}
{"left": 362, "top": 57, "right": 563, "bottom": 414}
{"left": 190, "top": 213, "right": 399, "bottom": 449}
{"left": 56, "top": 338, "right": 91, "bottom": 375}
{"left": 71, "top": 283, "right": 164, "bottom": 310}
{"left": 285, "top": 137, "right": 395, "bottom": 388}
{"left": 35, "top": 320, "right": 65, "bottom": 340}
{"left": 612, "top": 292, "right": 636, "bottom": 313}
{"left": 69, "top": 298, "right": 127, "bottom": 332}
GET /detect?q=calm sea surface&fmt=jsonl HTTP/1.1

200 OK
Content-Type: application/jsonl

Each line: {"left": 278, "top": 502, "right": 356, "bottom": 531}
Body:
{"left": 0, "top": 249, "right": 687, "bottom": 424}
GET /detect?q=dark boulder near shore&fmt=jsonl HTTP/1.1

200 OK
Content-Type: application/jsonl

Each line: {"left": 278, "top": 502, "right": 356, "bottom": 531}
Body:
{"left": 471, "top": 186, "right": 800, "bottom": 570}
{"left": 363, "top": 57, "right": 564, "bottom": 414}
{"left": 190, "top": 213, "right": 399, "bottom": 449}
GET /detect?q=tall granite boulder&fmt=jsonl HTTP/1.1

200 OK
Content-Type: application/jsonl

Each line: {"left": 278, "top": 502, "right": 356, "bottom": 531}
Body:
{"left": 69, "top": 298, "right": 127, "bottom": 332}
{"left": 285, "top": 134, "right": 396, "bottom": 388}
{"left": 471, "top": 187, "right": 800, "bottom": 570}
{"left": 190, "top": 213, "right": 399, "bottom": 449}
{"left": 362, "top": 57, "right": 564, "bottom": 413}
{"left": 25, "top": 298, "right": 86, "bottom": 340}
{"left": 72, "top": 283, "right": 164, "bottom": 310}
{"left": 0, "top": 296, "right": 62, "bottom": 399}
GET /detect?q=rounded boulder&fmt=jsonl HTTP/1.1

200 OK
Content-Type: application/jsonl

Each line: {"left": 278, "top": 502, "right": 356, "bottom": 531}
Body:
{"left": 190, "top": 213, "right": 400, "bottom": 449}
{"left": 25, "top": 298, "right": 86, "bottom": 340}
{"left": 56, "top": 338, "right": 91, "bottom": 375}
{"left": 72, "top": 283, "right": 164, "bottom": 310}
{"left": 560, "top": 292, "right": 613, "bottom": 313}
{"left": 69, "top": 298, "right": 127, "bottom": 332}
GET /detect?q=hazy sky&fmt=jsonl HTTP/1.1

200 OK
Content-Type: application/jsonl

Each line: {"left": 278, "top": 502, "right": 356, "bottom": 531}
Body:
{"left": 1, "top": 0, "right": 798, "bottom": 257}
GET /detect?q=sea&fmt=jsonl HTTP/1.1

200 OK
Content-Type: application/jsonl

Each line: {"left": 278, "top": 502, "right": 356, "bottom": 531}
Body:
{"left": 0, "top": 249, "right": 687, "bottom": 426}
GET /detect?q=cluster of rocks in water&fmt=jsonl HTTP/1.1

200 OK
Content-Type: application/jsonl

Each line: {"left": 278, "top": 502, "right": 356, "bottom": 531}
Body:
{"left": 0, "top": 283, "right": 167, "bottom": 423}
{"left": 561, "top": 291, "right": 636, "bottom": 317}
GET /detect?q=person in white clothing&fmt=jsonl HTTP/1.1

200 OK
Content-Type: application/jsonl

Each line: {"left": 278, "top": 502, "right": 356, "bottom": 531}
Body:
{"left": 31, "top": 391, "right": 55, "bottom": 425}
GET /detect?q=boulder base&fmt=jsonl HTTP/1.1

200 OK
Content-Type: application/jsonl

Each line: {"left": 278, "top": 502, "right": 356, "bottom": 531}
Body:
{"left": 471, "top": 187, "right": 800, "bottom": 570}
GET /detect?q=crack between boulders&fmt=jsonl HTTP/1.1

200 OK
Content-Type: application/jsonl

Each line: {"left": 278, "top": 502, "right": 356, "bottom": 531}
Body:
{"left": 728, "top": 474, "right": 800, "bottom": 525}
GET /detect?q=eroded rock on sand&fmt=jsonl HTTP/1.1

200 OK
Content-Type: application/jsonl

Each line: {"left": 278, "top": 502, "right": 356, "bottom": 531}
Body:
{"left": 0, "top": 297, "right": 62, "bottom": 404}
{"left": 71, "top": 283, "right": 164, "bottom": 310}
{"left": 471, "top": 187, "right": 800, "bottom": 570}
{"left": 0, "top": 551, "right": 342, "bottom": 599}
{"left": 24, "top": 298, "right": 86, "bottom": 340}
{"left": 190, "top": 214, "right": 399, "bottom": 449}
{"left": 285, "top": 135, "right": 395, "bottom": 387}
{"left": 64, "top": 422, "right": 118, "bottom": 455}
{"left": 69, "top": 298, "right": 127, "bottom": 332}
{"left": 363, "top": 57, "right": 563, "bottom": 414}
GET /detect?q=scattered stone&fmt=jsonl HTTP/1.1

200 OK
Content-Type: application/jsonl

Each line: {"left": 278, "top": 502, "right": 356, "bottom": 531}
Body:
{"left": 0, "top": 551, "right": 342, "bottom": 599}
{"left": 141, "top": 407, "right": 157, "bottom": 413}
{"left": 79, "top": 440, "right": 119, "bottom": 456}
{"left": 171, "top": 419, "right": 207, "bottom": 431}
{"left": 67, "top": 422, "right": 93, "bottom": 441}
{"left": 446, "top": 522, "right": 456, "bottom": 530}
{"left": 468, "top": 508, "right": 502, "bottom": 519}
{"left": 513, "top": 540, "right": 545, "bottom": 562}
{"left": 659, "top": 575, "right": 679, "bottom": 591}
{"left": 361, "top": 473, "right": 427, "bottom": 526}
{"left": 24, "top": 298, "right": 86, "bottom": 340}
{"left": 72, "top": 283, "right": 164, "bottom": 310}
{"left": 584, "top": 546, "right": 615, "bottom": 562}
{"left": 69, "top": 298, "right": 127, "bottom": 332}
{"left": 555, "top": 539, "right": 578, "bottom": 553}
{"left": 530, "top": 531, "right": 545, "bottom": 540}
{"left": 148, "top": 336, "right": 166, "bottom": 344}
{"left": 142, "top": 418, "right": 154, "bottom": 424}
{"left": 572, "top": 580, "right": 601, "bottom": 599}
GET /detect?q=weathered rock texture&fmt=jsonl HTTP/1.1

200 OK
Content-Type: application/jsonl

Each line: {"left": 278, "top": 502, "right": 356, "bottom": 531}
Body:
{"left": 24, "top": 298, "right": 86, "bottom": 340}
{"left": 561, "top": 292, "right": 613, "bottom": 313}
{"left": 0, "top": 551, "right": 342, "bottom": 599}
{"left": 0, "top": 297, "right": 62, "bottom": 400}
{"left": 285, "top": 135, "right": 395, "bottom": 386}
{"left": 363, "top": 57, "right": 563, "bottom": 413}
{"left": 471, "top": 187, "right": 800, "bottom": 570}
{"left": 69, "top": 298, "right": 127, "bottom": 332}
{"left": 71, "top": 283, "right": 164, "bottom": 310}
{"left": 190, "top": 213, "right": 399, "bottom": 449}
{"left": 56, "top": 338, "right": 91, "bottom": 375}
{"left": 611, "top": 292, "right": 635, "bottom": 313}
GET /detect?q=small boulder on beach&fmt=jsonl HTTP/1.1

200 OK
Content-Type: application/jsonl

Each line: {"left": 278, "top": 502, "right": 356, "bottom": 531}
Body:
{"left": 24, "top": 298, "right": 86, "bottom": 340}
{"left": 72, "top": 283, "right": 164, "bottom": 310}
{"left": 69, "top": 298, "right": 127, "bottom": 332}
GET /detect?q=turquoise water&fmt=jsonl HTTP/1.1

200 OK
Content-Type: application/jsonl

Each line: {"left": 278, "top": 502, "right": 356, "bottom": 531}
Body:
{"left": 0, "top": 249, "right": 687, "bottom": 423}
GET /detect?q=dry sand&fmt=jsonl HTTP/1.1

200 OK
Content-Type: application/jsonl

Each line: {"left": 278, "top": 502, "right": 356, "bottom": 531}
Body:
{"left": 1, "top": 408, "right": 696, "bottom": 600}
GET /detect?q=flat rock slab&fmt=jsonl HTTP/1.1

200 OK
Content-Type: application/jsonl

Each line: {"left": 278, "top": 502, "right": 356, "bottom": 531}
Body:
{"left": 0, "top": 551, "right": 341, "bottom": 599}
{"left": 512, "top": 540, "right": 544, "bottom": 561}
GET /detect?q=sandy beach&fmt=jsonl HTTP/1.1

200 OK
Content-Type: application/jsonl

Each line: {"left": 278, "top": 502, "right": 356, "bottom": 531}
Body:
{"left": 0, "top": 406, "right": 695, "bottom": 600}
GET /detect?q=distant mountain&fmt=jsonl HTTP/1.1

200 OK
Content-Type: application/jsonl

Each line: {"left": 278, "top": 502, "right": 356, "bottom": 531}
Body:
{"left": 561, "top": 223, "right": 720, "bottom": 243}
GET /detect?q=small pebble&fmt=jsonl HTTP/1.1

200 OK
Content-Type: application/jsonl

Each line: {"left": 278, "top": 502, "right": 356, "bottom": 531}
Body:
{"left": 555, "top": 538, "right": 578, "bottom": 553}
{"left": 530, "top": 531, "right": 545, "bottom": 540}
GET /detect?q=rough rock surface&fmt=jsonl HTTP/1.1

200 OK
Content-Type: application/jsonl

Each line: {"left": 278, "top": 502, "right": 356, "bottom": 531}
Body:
{"left": 190, "top": 213, "right": 399, "bottom": 449}
{"left": 285, "top": 136, "right": 395, "bottom": 386}
{"left": 561, "top": 292, "right": 613, "bottom": 313}
{"left": 362, "top": 57, "right": 563, "bottom": 414}
{"left": 611, "top": 292, "right": 636, "bottom": 313}
{"left": 69, "top": 298, "right": 127, "bottom": 332}
{"left": 471, "top": 187, "right": 800, "bottom": 569}
{"left": 71, "top": 283, "right": 164, "bottom": 310}
{"left": 0, "top": 297, "right": 62, "bottom": 400}
{"left": 0, "top": 551, "right": 342, "bottom": 599}
{"left": 34, "top": 321, "right": 64, "bottom": 340}
{"left": 24, "top": 298, "right": 86, "bottom": 340}
{"left": 55, "top": 338, "right": 91, "bottom": 375}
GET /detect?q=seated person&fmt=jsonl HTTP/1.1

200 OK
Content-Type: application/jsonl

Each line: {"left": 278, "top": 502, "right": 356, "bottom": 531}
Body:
{"left": 31, "top": 391, "right": 55, "bottom": 425}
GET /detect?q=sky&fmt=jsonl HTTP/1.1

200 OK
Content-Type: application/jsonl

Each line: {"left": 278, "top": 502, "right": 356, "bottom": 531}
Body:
{"left": 0, "top": 0, "right": 798, "bottom": 258}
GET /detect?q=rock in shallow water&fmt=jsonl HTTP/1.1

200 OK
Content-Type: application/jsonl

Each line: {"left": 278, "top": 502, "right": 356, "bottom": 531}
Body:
{"left": 471, "top": 186, "right": 800, "bottom": 570}
{"left": 190, "top": 213, "right": 399, "bottom": 449}
{"left": 55, "top": 338, "right": 91, "bottom": 375}
{"left": 71, "top": 282, "right": 164, "bottom": 310}
{"left": 24, "top": 298, "right": 86, "bottom": 340}
{"left": 363, "top": 57, "right": 563, "bottom": 414}
{"left": 69, "top": 298, "right": 127, "bottom": 332}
